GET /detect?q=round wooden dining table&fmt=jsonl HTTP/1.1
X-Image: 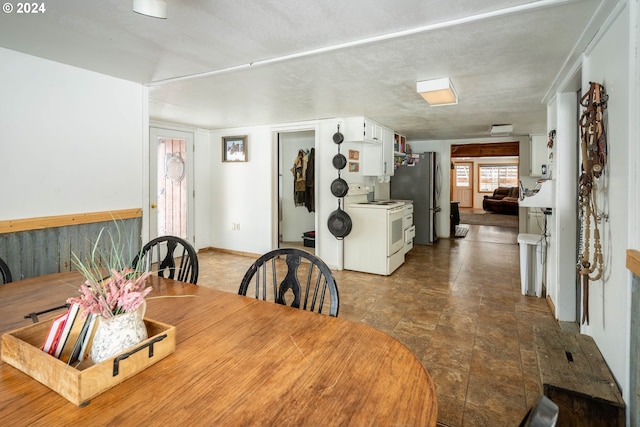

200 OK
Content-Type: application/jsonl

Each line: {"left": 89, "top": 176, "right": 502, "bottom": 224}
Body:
{"left": 0, "top": 271, "right": 438, "bottom": 426}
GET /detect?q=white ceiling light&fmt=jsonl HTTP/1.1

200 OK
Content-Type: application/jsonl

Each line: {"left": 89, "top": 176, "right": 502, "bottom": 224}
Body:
{"left": 416, "top": 78, "right": 458, "bottom": 106}
{"left": 133, "top": 0, "right": 167, "bottom": 19}
{"left": 490, "top": 124, "right": 514, "bottom": 136}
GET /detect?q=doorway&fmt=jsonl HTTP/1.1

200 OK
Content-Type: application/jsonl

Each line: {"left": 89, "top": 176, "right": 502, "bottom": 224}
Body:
{"left": 149, "top": 127, "right": 195, "bottom": 244}
{"left": 278, "top": 130, "right": 315, "bottom": 252}
{"left": 450, "top": 142, "right": 520, "bottom": 227}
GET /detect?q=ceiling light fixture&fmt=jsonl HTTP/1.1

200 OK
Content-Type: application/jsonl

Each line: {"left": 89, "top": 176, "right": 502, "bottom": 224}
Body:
{"left": 133, "top": 0, "right": 167, "bottom": 19}
{"left": 490, "top": 124, "right": 514, "bottom": 136}
{"left": 416, "top": 78, "right": 458, "bottom": 106}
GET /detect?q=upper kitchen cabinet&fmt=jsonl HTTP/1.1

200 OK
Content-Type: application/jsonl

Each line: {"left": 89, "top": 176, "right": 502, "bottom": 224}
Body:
{"left": 342, "top": 117, "right": 383, "bottom": 144}
{"left": 343, "top": 116, "right": 395, "bottom": 177}
{"left": 362, "top": 127, "right": 395, "bottom": 176}
{"left": 361, "top": 143, "right": 383, "bottom": 176}
{"left": 381, "top": 127, "right": 394, "bottom": 176}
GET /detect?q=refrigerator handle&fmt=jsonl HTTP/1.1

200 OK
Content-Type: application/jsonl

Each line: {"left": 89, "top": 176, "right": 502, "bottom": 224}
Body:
{"left": 435, "top": 160, "right": 442, "bottom": 200}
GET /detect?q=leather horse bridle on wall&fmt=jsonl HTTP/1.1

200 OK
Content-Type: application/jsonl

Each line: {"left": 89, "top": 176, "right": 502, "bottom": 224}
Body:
{"left": 578, "top": 81, "right": 608, "bottom": 325}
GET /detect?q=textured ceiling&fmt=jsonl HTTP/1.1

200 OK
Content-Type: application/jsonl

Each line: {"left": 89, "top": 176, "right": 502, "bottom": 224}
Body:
{"left": 0, "top": 0, "right": 609, "bottom": 140}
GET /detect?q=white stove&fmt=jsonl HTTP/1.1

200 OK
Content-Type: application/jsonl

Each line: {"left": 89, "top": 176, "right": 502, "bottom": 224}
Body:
{"left": 351, "top": 200, "right": 406, "bottom": 209}
{"left": 344, "top": 184, "right": 405, "bottom": 209}
{"left": 343, "top": 184, "right": 406, "bottom": 275}
{"left": 342, "top": 183, "right": 370, "bottom": 203}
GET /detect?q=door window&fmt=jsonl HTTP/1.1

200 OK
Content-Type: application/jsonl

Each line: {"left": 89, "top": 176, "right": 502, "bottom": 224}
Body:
{"left": 455, "top": 164, "right": 471, "bottom": 187}
{"left": 156, "top": 137, "right": 187, "bottom": 238}
{"left": 149, "top": 127, "right": 194, "bottom": 243}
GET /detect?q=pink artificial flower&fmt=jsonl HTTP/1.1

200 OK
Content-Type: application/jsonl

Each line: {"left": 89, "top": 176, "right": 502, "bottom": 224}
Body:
{"left": 67, "top": 270, "right": 152, "bottom": 318}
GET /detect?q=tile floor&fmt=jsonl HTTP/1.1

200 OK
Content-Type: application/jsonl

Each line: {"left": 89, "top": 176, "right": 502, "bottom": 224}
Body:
{"left": 196, "top": 223, "right": 561, "bottom": 427}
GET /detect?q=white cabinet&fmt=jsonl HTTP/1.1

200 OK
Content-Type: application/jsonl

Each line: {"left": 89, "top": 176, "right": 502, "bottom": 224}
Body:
{"left": 343, "top": 117, "right": 383, "bottom": 144}
{"left": 404, "top": 203, "right": 414, "bottom": 254}
{"left": 381, "top": 127, "right": 394, "bottom": 176}
{"left": 340, "top": 117, "right": 362, "bottom": 142}
{"left": 343, "top": 116, "right": 394, "bottom": 177}
{"left": 530, "top": 134, "right": 548, "bottom": 177}
{"left": 365, "top": 119, "right": 384, "bottom": 143}
{"left": 362, "top": 144, "right": 383, "bottom": 176}
{"left": 362, "top": 128, "right": 394, "bottom": 176}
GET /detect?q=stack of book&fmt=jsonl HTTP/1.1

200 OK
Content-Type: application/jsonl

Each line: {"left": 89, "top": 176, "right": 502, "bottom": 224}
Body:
{"left": 41, "top": 303, "right": 98, "bottom": 365}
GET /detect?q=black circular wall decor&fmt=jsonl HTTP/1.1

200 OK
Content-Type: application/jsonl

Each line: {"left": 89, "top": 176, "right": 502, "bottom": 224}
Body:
{"left": 330, "top": 177, "right": 348, "bottom": 198}
{"left": 332, "top": 153, "right": 347, "bottom": 170}
{"left": 328, "top": 123, "right": 351, "bottom": 239}
{"left": 327, "top": 207, "right": 352, "bottom": 239}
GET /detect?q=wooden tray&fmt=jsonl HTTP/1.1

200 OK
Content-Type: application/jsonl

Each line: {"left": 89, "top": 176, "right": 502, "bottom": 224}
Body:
{"left": 1, "top": 317, "right": 176, "bottom": 406}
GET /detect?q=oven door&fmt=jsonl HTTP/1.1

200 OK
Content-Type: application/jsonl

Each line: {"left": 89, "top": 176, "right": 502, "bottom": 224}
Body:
{"left": 388, "top": 206, "right": 405, "bottom": 255}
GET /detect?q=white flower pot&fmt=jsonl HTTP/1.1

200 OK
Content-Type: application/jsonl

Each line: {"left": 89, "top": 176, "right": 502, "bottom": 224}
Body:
{"left": 90, "top": 303, "right": 148, "bottom": 363}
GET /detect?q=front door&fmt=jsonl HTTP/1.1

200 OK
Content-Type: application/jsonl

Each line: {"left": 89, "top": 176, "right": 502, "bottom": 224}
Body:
{"left": 452, "top": 162, "right": 473, "bottom": 208}
{"left": 149, "top": 127, "right": 194, "bottom": 244}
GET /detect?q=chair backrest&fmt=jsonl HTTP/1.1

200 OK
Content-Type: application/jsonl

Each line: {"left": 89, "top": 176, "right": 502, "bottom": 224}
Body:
{"left": 238, "top": 248, "right": 339, "bottom": 316}
{"left": 132, "top": 236, "right": 199, "bottom": 284}
{"left": 0, "top": 257, "right": 12, "bottom": 284}
{"left": 519, "top": 395, "right": 559, "bottom": 427}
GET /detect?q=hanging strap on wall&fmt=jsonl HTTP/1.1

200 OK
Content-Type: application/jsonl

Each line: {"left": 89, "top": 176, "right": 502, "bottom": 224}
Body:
{"left": 577, "top": 81, "right": 608, "bottom": 325}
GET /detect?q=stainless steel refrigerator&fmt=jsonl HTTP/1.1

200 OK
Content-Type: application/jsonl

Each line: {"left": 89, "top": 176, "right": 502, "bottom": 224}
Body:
{"left": 390, "top": 152, "right": 441, "bottom": 245}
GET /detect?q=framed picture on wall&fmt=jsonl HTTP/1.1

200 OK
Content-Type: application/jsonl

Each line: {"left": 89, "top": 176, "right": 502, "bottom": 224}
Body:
{"left": 222, "top": 136, "right": 248, "bottom": 162}
{"left": 349, "top": 162, "right": 359, "bottom": 172}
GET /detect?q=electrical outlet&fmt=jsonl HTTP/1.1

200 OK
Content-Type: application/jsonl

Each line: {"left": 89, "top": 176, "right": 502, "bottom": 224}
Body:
{"left": 236, "top": 223, "right": 240, "bottom": 230}
{"left": 231, "top": 223, "right": 241, "bottom": 230}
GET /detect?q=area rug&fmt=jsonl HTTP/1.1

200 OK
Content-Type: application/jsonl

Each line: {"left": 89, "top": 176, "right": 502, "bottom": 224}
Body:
{"left": 459, "top": 211, "right": 518, "bottom": 228}
{"left": 454, "top": 225, "right": 469, "bottom": 238}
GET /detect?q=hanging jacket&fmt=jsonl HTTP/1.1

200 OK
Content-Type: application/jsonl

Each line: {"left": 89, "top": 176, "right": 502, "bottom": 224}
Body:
{"left": 305, "top": 148, "right": 315, "bottom": 212}
{"left": 291, "top": 150, "right": 307, "bottom": 206}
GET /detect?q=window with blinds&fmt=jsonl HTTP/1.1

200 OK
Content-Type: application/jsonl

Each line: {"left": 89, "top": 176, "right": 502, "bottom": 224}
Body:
{"left": 455, "top": 164, "right": 471, "bottom": 187}
{"left": 479, "top": 165, "right": 518, "bottom": 192}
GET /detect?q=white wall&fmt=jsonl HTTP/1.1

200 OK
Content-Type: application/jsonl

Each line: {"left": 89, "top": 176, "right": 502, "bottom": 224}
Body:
{"left": 0, "top": 48, "right": 144, "bottom": 220}
{"left": 548, "top": 91, "right": 578, "bottom": 323}
{"left": 208, "top": 119, "right": 346, "bottom": 269}
{"left": 543, "top": 4, "right": 640, "bottom": 414}
{"left": 193, "top": 128, "right": 212, "bottom": 249}
{"left": 578, "top": 3, "right": 631, "bottom": 404}
{"left": 209, "top": 126, "right": 274, "bottom": 255}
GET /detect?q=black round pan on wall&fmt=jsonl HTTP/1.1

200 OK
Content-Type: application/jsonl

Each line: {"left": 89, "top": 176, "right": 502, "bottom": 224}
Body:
{"left": 330, "top": 177, "right": 349, "bottom": 198}
{"left": 333, "top": 131, "right": 344, "bottom": 144}
{"left": 327, "top": 208, "right": 352, "bottom": 238}
{"left": 332, "top": 153, "right": 347, "bottom": 170}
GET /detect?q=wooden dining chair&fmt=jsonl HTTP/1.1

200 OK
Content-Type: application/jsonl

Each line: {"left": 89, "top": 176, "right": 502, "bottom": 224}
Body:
{"left": 519, "top": 395, "right": 559, "bottom": 427}
{"left": 132, "top": 236, "right": 199, "bottom": 284}
{"left": 0, "top": 257, "right": 12, "bottom": 284}
{"left": 238, "top": 248, "right": 339, "bottom": 316}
